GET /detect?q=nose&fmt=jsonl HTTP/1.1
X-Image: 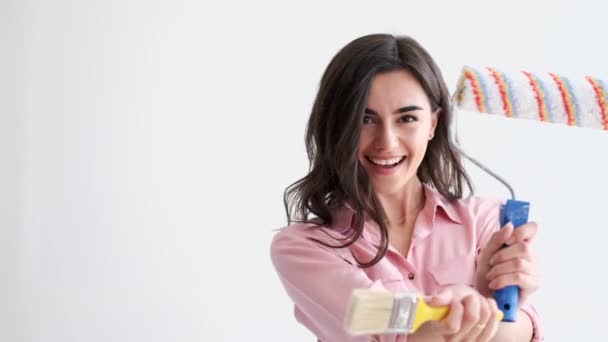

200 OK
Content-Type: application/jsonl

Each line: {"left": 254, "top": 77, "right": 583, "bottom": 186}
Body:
{"left": 374, "top": 124, "right": 399, "bottom": 151}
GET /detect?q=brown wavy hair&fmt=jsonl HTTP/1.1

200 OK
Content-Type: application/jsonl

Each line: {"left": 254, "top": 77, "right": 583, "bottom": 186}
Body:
{"left": 284, "top": 34, "right": 473, "bottom": 267}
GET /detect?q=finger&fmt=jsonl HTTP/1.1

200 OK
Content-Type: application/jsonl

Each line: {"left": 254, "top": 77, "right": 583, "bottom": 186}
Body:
{"left": 441, "top": 298, "right": 463, "bottom": 336}
{"left": 490, "top": 223, "right": 515, "bottom": 251}
{"left": 486, "top": 258, "right": 534, "bottom": 281}
{"left": 428, "top": 290, "right": 452, "bottom": 306}
{"left": 520, "top": 279, "right": 541, "bottom": 305}
{"left": 451, "top": 294, "right": 480, "bottom": 340}
{"left": 506, "top": 222, "right": 538, "bottom": 245}
{"left": 476, "top": 299, "right": 500, "bottom": 342}
{"left": 479, "top": 223, "right": 514, "bottom": 263}
{"left": 464, "top": 296, "right": 491, "bottom": 342}
{"left": 489, "top": 242, "right": 533, "bottom": 265}
{"left": 488, "top": 272, "right": 540, "bottom": 291}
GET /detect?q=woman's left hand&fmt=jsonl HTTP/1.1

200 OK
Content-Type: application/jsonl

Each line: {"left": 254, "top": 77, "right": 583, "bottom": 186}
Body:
{"left": 474, "top": 221, "right": 540, "bottom": 306}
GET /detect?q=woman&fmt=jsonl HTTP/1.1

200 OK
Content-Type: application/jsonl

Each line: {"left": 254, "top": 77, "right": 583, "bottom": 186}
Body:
{"left": 270, "top": 34, "right": 542, "bottom": 341}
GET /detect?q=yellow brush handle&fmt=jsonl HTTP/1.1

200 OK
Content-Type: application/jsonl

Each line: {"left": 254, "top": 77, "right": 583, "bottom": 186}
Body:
{"left": 411, "top": 296, "right": 504, "bottom": 333}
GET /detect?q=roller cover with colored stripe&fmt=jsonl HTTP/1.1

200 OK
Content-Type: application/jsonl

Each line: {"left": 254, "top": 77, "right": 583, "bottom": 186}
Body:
{"left": 455, "top": 66, "right": 608, "bottom": 130}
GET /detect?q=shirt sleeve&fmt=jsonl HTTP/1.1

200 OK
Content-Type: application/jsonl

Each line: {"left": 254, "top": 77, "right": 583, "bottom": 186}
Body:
{"left": 520, "top": 302, "right": 544, "bottom": 341}
{"left": 270, "top": 226, "right": 407, "bottom": 342}
{"left": 476, "top": 197, "right": 544, "bottom": 341}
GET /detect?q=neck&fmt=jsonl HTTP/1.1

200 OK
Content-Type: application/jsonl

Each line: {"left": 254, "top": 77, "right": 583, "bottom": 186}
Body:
{"left": 376, "top": 179, "right": 426, "bottom": 227}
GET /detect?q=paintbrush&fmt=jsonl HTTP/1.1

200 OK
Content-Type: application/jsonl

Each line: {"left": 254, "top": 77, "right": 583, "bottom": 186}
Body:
{"left": 344, "top": 289, "right": 503, "bottom": 336}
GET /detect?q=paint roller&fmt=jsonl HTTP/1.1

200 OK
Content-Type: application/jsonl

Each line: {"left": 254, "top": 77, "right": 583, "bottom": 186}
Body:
{"left": 453, "top": 65, "right": 608, "bottom": 322}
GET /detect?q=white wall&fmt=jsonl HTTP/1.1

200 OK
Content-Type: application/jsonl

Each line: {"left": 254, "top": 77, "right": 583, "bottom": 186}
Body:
{"left": 1, "top": 0, "right": 24, "bottom": 341}
{"left": 5, "top": 0, "right": 608, "bottom": 341}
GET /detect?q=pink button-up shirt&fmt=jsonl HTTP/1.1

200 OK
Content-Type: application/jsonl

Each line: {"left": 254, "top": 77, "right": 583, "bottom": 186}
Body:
{"left": 270, "top": 184, "right": 543, "bottom": 341}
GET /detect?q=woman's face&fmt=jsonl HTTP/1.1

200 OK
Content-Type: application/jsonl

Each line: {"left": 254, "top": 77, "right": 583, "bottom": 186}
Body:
{"left": 358, "top": 69, "right": 438, "bottom": 196}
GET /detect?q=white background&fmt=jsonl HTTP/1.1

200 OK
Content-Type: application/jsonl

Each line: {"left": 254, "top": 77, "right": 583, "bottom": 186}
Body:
{"left": 3, "top": 0, "right": 608, "bottom": 341}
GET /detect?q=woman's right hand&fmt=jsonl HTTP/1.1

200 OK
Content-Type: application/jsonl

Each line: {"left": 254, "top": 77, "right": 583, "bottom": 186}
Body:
{"left": 409, "top": 284, "right": 501, "bottom": 342}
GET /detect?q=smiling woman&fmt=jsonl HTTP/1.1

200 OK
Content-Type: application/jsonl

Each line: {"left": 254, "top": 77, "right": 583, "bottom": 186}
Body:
{"left": 270, "top": 34, "right": 542, "bottom": 342}
{"left": 360, "top": 71, "right": 439, "bottom": 206}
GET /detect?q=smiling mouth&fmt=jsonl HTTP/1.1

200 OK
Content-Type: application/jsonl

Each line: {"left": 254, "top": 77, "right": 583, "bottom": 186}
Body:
{"left": 366, "top": 156, "right": 406, "bottom": 168}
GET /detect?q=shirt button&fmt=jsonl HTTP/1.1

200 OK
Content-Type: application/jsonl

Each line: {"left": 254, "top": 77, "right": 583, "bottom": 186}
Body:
{"left": 408, "top": 273, "right": 415, "bottom": 280}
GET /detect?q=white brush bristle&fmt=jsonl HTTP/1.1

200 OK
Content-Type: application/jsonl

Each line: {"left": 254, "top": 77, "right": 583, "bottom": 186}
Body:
{"left": 344, "top": 289, "right": 414, "bottom": 336}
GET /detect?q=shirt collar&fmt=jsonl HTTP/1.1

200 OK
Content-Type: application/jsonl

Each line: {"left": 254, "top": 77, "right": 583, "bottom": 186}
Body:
{"left": 422, "top": 183, "right": 463, "bottom": 225}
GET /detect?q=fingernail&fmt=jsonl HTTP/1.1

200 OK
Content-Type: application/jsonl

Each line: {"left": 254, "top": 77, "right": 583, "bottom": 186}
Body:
{"left": 429, "top": 294, "right": 442, "bottom": 303}
{"left": 489, "top": 280, "right": 496, "bottom": 289}
{"left": 506, "top": 237, "right": 516, "bottom": 245}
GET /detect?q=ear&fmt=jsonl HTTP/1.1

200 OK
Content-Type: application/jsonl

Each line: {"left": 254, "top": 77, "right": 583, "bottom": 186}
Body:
{"left": 430, "top": 107, "right": 440, "bottom": 135}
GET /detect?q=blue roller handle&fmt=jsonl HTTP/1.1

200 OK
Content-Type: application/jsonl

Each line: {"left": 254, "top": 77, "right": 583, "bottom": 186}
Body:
{"left": 494, "top": 199, "right": 530, "bottom": 322}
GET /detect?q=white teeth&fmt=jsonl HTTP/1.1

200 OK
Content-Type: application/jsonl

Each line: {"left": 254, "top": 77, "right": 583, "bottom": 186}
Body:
{"left": 369, "top": 156, "right": 404, "bottom": 166}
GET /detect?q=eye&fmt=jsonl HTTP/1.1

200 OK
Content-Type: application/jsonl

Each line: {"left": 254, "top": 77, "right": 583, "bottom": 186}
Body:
{"left": 363, "top": 115, "right": 375, "bottom": 124}
{"left": 399, "top": 115, "right": 417, "bottom": 123}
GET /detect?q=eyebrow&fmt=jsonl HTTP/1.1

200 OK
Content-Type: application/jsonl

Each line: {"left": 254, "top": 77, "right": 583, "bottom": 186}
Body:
{"left": 364, "top": 105, "right": 423, "bottom": 115}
